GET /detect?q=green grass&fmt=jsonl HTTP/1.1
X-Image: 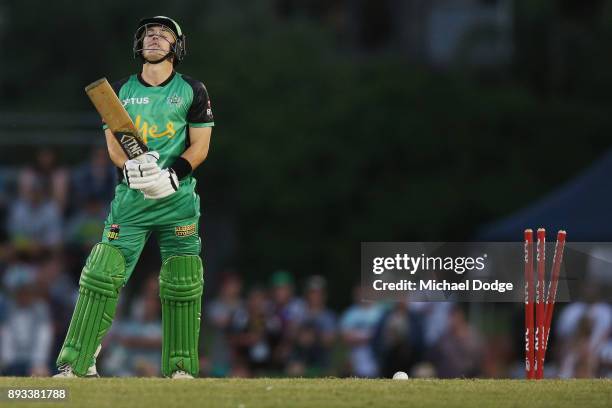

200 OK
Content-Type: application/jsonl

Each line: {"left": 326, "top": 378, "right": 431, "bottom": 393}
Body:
{"left": 0, "top": 377, "right": 610, "bottom": 408}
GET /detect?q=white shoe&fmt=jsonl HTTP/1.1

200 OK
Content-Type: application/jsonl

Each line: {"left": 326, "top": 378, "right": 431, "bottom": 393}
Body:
{"left": 52, "top": 364, "right": 100, "bottom": 378}
{"left": 53, "top": 345, "right": 102, "bottom": 378}
{"left": 53, "top": 365, "right": 78, "bottom": 378}
{"left": 171, "top": 370, "right": 194, "bottom": 379}
{"left": 85, "top": 364, "right": 100, "bottom": 378}
{"left": 85, "top": 344, "right": 101, "bottom": 377}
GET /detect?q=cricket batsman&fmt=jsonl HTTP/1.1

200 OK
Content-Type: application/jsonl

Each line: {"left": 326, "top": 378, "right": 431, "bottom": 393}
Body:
{"left": 54, "top": 16, "right": 214, "bottom": 378}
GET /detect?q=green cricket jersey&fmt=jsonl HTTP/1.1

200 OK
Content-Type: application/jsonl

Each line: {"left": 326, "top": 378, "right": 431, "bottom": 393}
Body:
{"left": 104, "top": 71, "right": 214, "bottom": 172}
{"left": 98, "top": 71, "right": 213, "bottom": 274}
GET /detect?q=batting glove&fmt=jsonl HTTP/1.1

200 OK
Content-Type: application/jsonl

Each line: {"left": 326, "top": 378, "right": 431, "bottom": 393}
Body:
{"left": 123, "top": 151, "right": 162, "bottom": 190}
{"left": 142, "top": 168, "right": 179, "bottom": 200}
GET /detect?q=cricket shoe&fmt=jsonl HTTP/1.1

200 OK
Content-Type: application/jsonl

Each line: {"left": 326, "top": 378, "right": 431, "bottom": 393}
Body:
{"left": 53, "top": 364, "right": 99, "bottom": 378}
{"left": 53, "top": 345, "right": 101, "bottom": 378}
{"left": 171, "top": 370, "right": 194, "bottom": 379}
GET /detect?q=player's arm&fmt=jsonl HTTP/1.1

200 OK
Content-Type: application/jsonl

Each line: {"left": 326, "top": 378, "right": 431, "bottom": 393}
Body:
{"left": 167, "top": 78, "right": 214, "bottom": 178}
{"left": 140, "top": 79, "right": 213, "bottom": 199}
{"left": 181, "top": 126, "right": 212, "bottom": 170}
{"left": 105, "top": 128, "right": 128, "bottom": 168}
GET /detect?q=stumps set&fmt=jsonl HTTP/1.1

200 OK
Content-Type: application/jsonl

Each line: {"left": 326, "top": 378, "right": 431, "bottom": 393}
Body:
{"left": 524, "top": 228, "right": 566, "bottom": 380}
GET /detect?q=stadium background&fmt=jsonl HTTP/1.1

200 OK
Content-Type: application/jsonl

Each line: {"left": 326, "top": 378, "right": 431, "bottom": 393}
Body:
{"left": 0, "top": 0, "right": 610, "bottom": 378}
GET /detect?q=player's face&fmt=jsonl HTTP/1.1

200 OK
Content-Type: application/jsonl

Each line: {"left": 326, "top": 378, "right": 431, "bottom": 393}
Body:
{"left": 141, "top": 24, "right": 176, "bottom": 62}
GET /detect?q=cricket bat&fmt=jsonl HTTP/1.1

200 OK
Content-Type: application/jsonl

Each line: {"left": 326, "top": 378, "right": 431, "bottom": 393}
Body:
{"left": 85, "top": 78, "right": 148, "bottom": 160}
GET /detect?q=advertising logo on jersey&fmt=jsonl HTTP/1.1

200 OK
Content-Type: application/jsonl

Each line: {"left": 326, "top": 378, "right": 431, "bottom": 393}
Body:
{"left": 134, "top": 115, "right": 177, "bottom": 143}
{"left": 175, "top": 223, "right": 196, "bottom": 237}
{"left": 122, "top": 97, "right": 150, "bottom": 106}
{"left": 107, "top": 224, "right": 120, "bottom": 241}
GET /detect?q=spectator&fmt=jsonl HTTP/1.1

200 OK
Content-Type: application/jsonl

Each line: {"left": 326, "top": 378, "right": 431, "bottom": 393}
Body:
{"left": 129, "top": 274, "right": 159, "bottom": 321}
{"left": 269, "top": 270, "right": 305, "bottom": 366}
{"left": 0, "top": 173, "right": 10, "bottom": 241}
{"left": 558, "top": 314, "right": 600, "bottom": 378}
{"left": 0, "top": 264, "right": 53, "bottom": 376}
{"left": 0, "top": 291, "right": 6, "bottom": 327}
{"left": 287, "top": 275, "right": 336, "bottom": 376}
{"left": 270, "top": 270, "right": 306, "bottom": 333}
{"left": 556, "top": 284, "right": 612, "bottom": 378}
{"left": 409, "top": 302, "right": 453, "bottom": 348}
{"left": 597, "top": 337, "right": 612, "bottom": 378}
{"left": 102, "top": 283, "right": 162, "bottom": 377}
{"left": 18, "top": 148, "right": 68, "bottom": 212}
{"left": 428, "top": 305, "right": 483, "bottom": 378}
{"left": 287, "top": 321, "right": 327, "bottom": 377}
{"left": 37, "top": 253, "right": 78, "bottom": 366}
{"left": 230, "top": 287, "right": 278, "bottom": 376}
{"left": 372, "top": 299, "right": 425, "bottom": 378}
{"left": 339, "top": 285, "right": 384, "bottom": 377}
{"left": 65, "top": 195, "right": 106, "bottom": 253}
{"left": 71, "top": 146, "right": 117, "bottom": 207}
{"left": 7, "top": 177, "right": 62, "bottom": 252}
{"left": 302, "top": 276, "right": 336, "bottom": 344}
{"left": 207, "top": 271, "right": 244, "bottom": 377}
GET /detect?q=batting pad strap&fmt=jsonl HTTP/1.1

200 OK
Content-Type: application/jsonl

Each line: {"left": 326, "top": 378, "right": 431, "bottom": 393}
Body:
{"left": 159, "top": 280, "right": 203, "bottom": 301}
{"left": 159, "top": 255, "right": 204, "bottom": 377}
{"left": 56, "top": 243, "right": 126, "bottom": 376}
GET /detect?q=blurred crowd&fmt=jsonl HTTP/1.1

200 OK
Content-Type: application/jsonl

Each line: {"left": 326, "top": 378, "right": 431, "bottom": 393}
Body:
{"left": 0, "top": 148, "right": 611, "bottom": 378}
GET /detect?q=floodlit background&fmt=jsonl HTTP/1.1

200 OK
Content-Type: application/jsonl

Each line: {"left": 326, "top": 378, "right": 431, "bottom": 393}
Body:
{"left": 0, "top": 0, "right": 610, "bottom": 378}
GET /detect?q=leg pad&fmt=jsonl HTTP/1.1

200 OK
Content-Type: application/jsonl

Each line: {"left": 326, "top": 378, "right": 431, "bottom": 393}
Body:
{"left": 159, "top": 255, "right": 204, "bottom": 377}
{"left": 56, "top": 243, "right": 125, "bottom": 376}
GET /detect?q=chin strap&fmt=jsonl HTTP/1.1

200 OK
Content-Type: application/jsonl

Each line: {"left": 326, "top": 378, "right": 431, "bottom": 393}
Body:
{"left": 143, "top": 50, "right": 173, "bottom": 65}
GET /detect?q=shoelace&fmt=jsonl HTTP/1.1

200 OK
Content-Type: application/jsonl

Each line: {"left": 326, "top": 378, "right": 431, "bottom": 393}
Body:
{"left": 57, "top": 364, "right": 73, "bottom": 375}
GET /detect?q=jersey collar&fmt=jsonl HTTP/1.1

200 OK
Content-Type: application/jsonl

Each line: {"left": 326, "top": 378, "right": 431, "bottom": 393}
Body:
{"left": 137, "top": 70, "right": 176, "bottom": 87}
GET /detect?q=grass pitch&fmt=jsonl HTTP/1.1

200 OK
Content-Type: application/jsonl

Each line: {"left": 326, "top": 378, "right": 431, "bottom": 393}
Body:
{"left": 0, "top": 377, "right": 610, "bottom": 408}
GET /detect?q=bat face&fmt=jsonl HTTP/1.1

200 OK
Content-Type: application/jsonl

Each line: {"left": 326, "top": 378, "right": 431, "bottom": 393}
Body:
{"left": 85, "top": 78, "right": 149, "bottom": 160}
